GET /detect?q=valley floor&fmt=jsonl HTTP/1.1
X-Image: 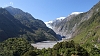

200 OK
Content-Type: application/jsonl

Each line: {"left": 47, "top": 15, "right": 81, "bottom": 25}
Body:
{"left": 31, "top": 40, "right": 62, "bottom": 49}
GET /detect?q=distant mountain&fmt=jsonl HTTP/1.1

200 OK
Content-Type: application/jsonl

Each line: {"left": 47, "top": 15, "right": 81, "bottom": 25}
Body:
{"left": 45, "top": 21, "right": 53, "bottom": 29}
{"left": 45, "top": 12, "right": 83, "bottom": 38}
{"left": 0, "top": 6, "right": 58, "bottom": 42}
{"left": 45, "top": 12, "right": 83, "bottom": 29}
{"left": 45, "top": 17, "right": 66, "bottom": 29}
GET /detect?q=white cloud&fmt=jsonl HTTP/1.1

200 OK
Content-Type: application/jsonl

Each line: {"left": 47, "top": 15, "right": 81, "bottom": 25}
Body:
{"left": 3, "top": 2, "right": 14, "bottom": 7}
{"left": 9, "top": 2, "right": 13, "bottom": 5}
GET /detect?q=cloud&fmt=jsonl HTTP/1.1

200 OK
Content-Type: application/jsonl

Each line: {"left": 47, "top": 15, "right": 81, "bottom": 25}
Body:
{"left": 3, "top": 2, "right": 14, "bottom": 7}
{"left": 9, "top": 2, "right": 13, "bottom": 5}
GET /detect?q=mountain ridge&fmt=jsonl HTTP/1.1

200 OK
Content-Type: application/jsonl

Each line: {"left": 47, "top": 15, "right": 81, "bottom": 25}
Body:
{"left": 72, "top": 1, "right": 100, "bottom": 48}
{"left": 0, "top": 6, "right": 59, "bottom": 42}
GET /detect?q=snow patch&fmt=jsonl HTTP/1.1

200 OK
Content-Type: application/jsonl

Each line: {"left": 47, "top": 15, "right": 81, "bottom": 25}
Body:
{"left": 45, "top": 21, "right": 53, "bottom": 29}
{"left": 56, "top": 17, "right": 66, "bottom": 20}
{"left": 70, "top": 12, "right": 83, "bottom": 15}
{"left": 45, "top": 17, "right": 65, "bottom": 29}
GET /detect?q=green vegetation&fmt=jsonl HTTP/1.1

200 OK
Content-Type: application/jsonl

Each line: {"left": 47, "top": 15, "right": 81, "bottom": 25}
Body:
{"left": 0, "top": 7, "right": 58, "bottom": 42}
{"left": 1, "top": 1, "right": 100, "bottom": 56}
{"left": 0, "top": 38, "right": 34, "bottom": 56}
{"left": 1, "top": 38, "right": 99, "bottom": 56}
{"left": 72, "top": 1, "right": 100, "bottom": 55}
{"left": 0, "top": 38, "right": 90, "bottom": 56}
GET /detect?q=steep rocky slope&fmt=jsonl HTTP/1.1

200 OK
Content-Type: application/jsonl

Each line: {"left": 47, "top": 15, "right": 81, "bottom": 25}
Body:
{"left": 72, "top": 1, "right": 100, "bottom": 50}
{"left": 46, "top": 1, "right": 100, "bottom": 42}
{"left": 46, "top": 12, "right": 84, "bottom": 38}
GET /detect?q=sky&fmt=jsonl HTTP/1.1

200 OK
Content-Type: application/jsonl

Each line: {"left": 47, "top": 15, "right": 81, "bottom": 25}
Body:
{"left": 0, "top": 0, "right": 99, "bottom": 22}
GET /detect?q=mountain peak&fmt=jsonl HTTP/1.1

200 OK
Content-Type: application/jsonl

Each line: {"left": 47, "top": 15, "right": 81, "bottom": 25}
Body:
{"left": 56, "top": 17, "right": 66, "bottom": 20}
{"left": 45, "top": 17, "right": 66, "bottom": 29}
{"left": 5, "top": 6, "right": 13, "bottom": 9}
{"left": 44, "top": 12, "right": 83, "bottom": 29}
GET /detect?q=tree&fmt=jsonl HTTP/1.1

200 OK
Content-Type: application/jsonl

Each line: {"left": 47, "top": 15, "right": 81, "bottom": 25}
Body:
{"left": 23, "top": 50, "right": 37, "bottom": 56}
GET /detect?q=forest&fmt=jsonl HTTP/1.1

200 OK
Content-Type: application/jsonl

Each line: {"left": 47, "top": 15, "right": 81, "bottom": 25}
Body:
{"left": 0, "top": 38, "right": 100, "bottom": 56}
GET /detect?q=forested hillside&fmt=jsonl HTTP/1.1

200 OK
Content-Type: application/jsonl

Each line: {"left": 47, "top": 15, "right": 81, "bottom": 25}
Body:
{"left": 0, "top": 38, "right": 90, "bottom": 56}
{"left": 1, "top": 38, "right": 99, "bottom": 56}
{"left": 0, "top": 7, "right": 58, "bottom": 42}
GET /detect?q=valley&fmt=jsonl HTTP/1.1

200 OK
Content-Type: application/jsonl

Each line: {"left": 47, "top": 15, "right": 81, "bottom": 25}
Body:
{"left": 0, "top": 0, "right": 100, "bottom": 56}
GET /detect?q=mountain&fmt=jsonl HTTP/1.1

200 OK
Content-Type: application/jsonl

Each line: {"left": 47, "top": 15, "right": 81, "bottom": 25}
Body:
{"left": 45, "top": 17, "right": 66, "bottom": 29}
{"left": 72, "top": 1, "right": 100, "bottom": 50}
{"left": 46, "top": 1, "right": 100, "bottom": 52}
{"left": 45, "top": 12, "right": 83, "bottom": 39}
{"left": 50, "top": 3, "right": 97, "bottom": 39}
{"left": 0, "top": 6, "right": 58, "bottom": 42}
{"left": 0, "top": 8, "right": 27, "bottom": 41}
{"left": 45, "top": 12, "right": 83, "bottom": 29}
{"left": 1, "top": 1, "right": 100, "bottom": 56}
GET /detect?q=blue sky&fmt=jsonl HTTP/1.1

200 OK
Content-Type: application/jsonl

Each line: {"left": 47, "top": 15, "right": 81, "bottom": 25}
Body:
{"left": 0, "top": 0, "right": 99, "bottom": 22}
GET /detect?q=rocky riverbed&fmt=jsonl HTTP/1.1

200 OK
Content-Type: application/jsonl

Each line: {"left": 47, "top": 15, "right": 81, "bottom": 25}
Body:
{"left": 31, "top": 41, "right": 62, "bottom": 49}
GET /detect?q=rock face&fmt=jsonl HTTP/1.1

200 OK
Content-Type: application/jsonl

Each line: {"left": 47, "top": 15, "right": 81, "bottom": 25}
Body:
{"left": 52, "top": 10, "right": 93, "bottom": 39}
{"left": 46, "top": 4, "right": 98, "bottom": 39}
{"left": 52, "top": 13, "right": 80, "bottom": 38}
{"left": 46, "top": 12, "right": 84, "bottom": 39}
